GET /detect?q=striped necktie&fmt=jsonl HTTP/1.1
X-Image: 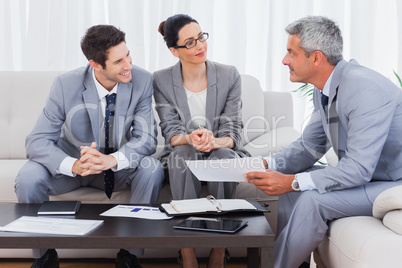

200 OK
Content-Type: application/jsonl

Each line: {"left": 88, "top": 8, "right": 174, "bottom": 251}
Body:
{"left": 321, "top": 92, "right": 329, "bottom": 108}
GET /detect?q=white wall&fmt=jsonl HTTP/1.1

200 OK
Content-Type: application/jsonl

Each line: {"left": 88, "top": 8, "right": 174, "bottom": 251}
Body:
{"left": 1, "top": 0, "right": 401, "bottom": 130}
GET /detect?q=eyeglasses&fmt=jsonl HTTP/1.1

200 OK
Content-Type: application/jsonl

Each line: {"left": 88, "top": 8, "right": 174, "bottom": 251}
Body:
{"left": 173, "top": 33, "right": 209, "bottom": 49}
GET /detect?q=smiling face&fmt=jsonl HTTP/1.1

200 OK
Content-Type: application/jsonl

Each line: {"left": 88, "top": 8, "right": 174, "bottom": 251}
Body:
{"left": 282, "top": 34, "right": 315, "bottom": 84}
{"left": 92, "top": 41, "right": 132, "bottom": 91}
{"left": 169, "top": 22, "right": 208, "bottom": 65}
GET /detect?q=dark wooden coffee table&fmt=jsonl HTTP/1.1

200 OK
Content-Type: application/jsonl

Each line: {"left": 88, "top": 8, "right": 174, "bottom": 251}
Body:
{"left": 0, "top": 203, "right": 274, "bottom": 268}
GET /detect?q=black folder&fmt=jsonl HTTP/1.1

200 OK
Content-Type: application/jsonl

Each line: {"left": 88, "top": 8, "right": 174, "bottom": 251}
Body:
{"left": 37, "top": 201, "right": 82, "bottom": 215}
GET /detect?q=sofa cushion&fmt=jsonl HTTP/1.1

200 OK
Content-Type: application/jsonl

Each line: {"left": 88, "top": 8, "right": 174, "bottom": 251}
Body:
{"left": 315, "top": 216, "right": 402, "bottom": 268}
{"left": 244, "top": 127, "right": 300, "bottom": 157}
{"left": 240, "top": 74, "right": 265, "bottom": 145}
{"left": 50, "top": 187, "right": 131, "bottom": 204}
{"left": 0, "top": 160, "right": 28, "bottom": 203}
{"left": 372, "top": 185, "right": 402, "bottom": 219}
{"left": 0, "top": 72, "right": 60, "bottom": 159}
{"left": 383, "top": 209, "right": 402, "bottom": 235}
{"left": 236, "top": 182, "right": 277, "bottom": 201}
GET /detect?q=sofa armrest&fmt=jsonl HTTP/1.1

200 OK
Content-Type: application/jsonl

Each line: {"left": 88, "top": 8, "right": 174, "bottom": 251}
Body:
{"left": 373, "top": 185, "right": 402, "bottom": 219}
{"left": 315, "top": 216, "right": 402, "bottom": 268}
{"left": 263, "top": 91, "right": 294, "bottom": 131}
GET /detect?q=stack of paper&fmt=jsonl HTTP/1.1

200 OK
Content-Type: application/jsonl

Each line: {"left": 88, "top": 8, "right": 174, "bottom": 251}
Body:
{"left": 0, "top": 216, "right": 103, "bottom": 236}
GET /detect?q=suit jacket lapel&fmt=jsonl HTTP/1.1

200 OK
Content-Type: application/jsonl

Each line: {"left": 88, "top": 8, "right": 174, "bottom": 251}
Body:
{"left": 114, "top": 82, "right": 132, "bottom": 148}
{"left": 172, "top": 62, "right": 193, "bottom": 130}
{"left": 326, "top": 60, "right": 348, "bottom": 151}
{"left": 82, "top": 67, "right": 101, "bottom": 148}
{"left": 205, "top": 60, "right": 217, "bottom": 131}
{"left": 328, "top": 59, "right": 347, "bottom": 108}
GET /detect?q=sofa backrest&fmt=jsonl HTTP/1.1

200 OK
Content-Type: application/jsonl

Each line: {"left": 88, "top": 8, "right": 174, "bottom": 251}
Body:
{"left": 240, "top": 74, "right": 266, "bottom": 145}
{"left": 0, "top": 71, "right": 61, "bottom": 159}
{"left": 264, "top": 91, "right": 294, "bottom": 130}
{"left": 0, "top": 71, "right": 293, "bottom": 160}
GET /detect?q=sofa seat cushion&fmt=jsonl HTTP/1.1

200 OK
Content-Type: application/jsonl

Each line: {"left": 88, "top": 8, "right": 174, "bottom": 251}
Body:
{"left": 316, "top": 216, "right": 402, "bottom": 268}
{"left": 236, "top": 182, "right": 277, "bottom": 202}
{"left": 244, "top": 127, "right": 300, "bottom": 157}
{"left": 0, "top": 159, "right": 28, "bottom": 203}
{"left": 50, "top": 187, "right": 131, "bottom": 204}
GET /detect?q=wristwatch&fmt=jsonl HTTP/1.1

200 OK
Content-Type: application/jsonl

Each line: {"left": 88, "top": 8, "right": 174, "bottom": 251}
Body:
{"left": 291, "top": 175, "right": 301, "bottom": 192}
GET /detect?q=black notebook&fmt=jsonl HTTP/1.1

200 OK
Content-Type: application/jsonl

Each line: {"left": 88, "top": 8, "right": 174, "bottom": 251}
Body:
{"left": 37, "top": 201, "right": 82, "bottom": 215}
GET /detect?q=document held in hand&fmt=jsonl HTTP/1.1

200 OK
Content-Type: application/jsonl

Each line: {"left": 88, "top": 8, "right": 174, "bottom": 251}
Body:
{"left": 185, "top": 156, "right": 265, "bottom": 182}
{"left": 160, "top": 195, "right": 269, "bottom": 216}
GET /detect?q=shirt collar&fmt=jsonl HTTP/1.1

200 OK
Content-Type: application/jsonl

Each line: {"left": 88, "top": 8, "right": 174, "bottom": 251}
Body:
{"left": 92, "top": 68, "right": 118, "bottom": 100}
{"left": 322, "top": 70, "right": 334, "bottom": 97}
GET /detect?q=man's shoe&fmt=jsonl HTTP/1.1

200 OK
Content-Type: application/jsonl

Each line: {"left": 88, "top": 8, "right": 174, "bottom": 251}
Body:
{"left": 31, "top": 249, "right": 59, "bottom": 268}
{"left": 116, "top": 249, "right": 143, "bottom": 268}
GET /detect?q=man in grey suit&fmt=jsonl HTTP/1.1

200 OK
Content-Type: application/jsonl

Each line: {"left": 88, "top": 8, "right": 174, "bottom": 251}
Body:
{"left": 15, "top": 25, "right": 164, "bottom": 268}
{"left": 245, "top": 16, "right": 402, "bottom": 268}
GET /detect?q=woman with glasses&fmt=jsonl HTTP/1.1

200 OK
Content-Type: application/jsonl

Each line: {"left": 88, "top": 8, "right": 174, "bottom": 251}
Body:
{"left": 153, "top": 14, "right": 249, "bottom": 268}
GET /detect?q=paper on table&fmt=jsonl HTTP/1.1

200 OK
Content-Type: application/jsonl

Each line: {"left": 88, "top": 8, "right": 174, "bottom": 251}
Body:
{"left": 185, "top": 156, "right": 266, "bottom": 182}
{"left": 0, "top": 216, "right": 103, "bottom": 236}
{"left": 100, "top": 205, "right": 172, "bottom": 220}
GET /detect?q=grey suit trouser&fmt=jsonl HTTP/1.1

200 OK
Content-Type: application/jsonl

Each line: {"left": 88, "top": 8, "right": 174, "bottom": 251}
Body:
{"left": 167, "top": 145, "right": 238, "bottom": 200}
{"left": 15, "top": 156, "right": 164, "bottom": 258}
{"left": 275, "top": 170, "right": 402, "bottom": 268}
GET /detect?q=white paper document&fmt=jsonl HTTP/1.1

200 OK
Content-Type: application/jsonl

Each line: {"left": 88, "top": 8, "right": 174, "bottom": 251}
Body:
{"left": 0, "top": 216, "right": 103, "bottom": 236}
{"left": 100, "top": 205, "right": 172, "bottom": 220}
{"left": 185, "top": 156, "right": 266, "bottom": 182}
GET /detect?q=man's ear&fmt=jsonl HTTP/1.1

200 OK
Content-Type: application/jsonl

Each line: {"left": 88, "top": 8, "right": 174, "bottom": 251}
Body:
{"left": 312, "top": 51, "right": 325, "bottom": 66}
{"left": 169, "top": 47, "right": 180, "bottom": 58}
{"left": 89, "top": 60, "right": 102, "bottom": 71}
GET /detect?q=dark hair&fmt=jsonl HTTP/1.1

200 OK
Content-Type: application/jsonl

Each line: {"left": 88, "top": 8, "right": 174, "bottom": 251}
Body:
{"left": 158, "top": 14, "right": 198, "bottom": 48}
{"left": 80, "top": 25, "right": 126, "bottom": 69}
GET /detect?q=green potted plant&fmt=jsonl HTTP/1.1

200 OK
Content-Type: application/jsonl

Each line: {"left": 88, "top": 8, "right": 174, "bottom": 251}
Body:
{"left": 393, "top": 70, "right": 402, "bottom": 88}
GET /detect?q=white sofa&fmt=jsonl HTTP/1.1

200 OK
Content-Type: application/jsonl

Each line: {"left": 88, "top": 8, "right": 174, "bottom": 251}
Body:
{"left": 314, "top": 185, "right": 402, "bottom": 268}
{"left": 0, "top": 71, "right": 300, "bottom": 258}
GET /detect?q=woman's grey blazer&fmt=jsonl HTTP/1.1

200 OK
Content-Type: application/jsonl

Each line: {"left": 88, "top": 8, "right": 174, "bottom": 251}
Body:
{"left": 153, "top": 60, "right": 249, "bottom": 161}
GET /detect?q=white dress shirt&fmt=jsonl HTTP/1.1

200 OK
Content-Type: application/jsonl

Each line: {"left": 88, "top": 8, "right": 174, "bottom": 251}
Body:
{"left": 184, "top": 87, "right": 208, "bottom": 128}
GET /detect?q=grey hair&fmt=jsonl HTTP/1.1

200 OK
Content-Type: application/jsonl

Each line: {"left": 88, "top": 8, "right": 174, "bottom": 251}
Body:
{"left": 285, "top": 16, "right": 343, "bottom": 65}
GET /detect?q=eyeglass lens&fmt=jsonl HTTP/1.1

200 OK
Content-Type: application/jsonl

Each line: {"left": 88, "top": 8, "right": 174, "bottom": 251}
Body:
{"left": 186, "top": 33, "right": 209, "bottom": 49}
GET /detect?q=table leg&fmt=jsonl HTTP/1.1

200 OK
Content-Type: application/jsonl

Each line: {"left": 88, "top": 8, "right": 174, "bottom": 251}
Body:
{"left": 247, "top": 247, "right": 259, "bottom": 268}
{"left": 260, "top": 247, "right": 274, "bottom": 268}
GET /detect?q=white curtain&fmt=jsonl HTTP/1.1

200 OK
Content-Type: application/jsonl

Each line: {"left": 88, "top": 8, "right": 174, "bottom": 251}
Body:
{"left": 1, "top": 0, "right": 401, "bottom": 130}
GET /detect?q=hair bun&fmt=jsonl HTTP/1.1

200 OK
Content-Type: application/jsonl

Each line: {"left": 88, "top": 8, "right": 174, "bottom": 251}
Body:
{"left": 158, "top": 21, "right": 166, "bottom": 36}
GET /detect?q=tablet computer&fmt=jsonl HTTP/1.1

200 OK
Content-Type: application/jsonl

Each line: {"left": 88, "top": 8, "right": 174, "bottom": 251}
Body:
{"left": 173, "top": 217, "right": 248, "bottom": 233}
